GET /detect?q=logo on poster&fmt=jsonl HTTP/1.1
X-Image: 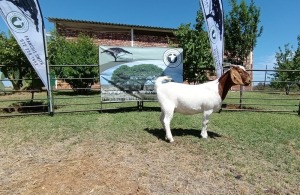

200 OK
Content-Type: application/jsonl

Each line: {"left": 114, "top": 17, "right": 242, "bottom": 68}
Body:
{"left": 163, "top": 49, "right": 182, "bottom": 68}
{"left": 6, "top": 11, "right": 29, "bottom": 33}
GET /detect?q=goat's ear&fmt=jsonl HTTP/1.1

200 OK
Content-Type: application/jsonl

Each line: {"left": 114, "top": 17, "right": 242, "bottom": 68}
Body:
{"left": 230, "top": 67, "right": 243, "bottom": 85}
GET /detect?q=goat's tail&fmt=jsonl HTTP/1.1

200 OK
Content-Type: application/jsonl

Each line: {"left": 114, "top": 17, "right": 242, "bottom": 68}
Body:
{"left": 155, "top": 76, "right": 172, "bottom": 89}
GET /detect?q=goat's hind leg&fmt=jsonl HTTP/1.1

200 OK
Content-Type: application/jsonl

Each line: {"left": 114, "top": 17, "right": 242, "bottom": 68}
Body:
{"left": 160, "top": 109, "right": 174, "bottom": 142}
{"left": 201, "top": 110, "right": 213, "bottom": 139}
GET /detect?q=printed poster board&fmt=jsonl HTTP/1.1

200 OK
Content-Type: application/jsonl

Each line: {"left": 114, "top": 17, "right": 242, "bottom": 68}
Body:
{"left": 99, "top": 46, "right": 183, "bottom": 102}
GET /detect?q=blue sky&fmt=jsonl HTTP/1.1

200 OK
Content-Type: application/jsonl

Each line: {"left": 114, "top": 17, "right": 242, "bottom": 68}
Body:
{"left": 1, "top": 0, "right": 300, "bottom": 82}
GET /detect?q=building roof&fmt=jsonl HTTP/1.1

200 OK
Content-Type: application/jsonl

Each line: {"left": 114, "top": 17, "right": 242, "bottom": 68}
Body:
{"left": 47, "top": 17, "right": 176, "bottom": 36}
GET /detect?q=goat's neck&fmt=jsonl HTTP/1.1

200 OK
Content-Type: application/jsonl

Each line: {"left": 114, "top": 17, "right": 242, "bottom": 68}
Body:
{"left": 218, "top": 71, "right": 235, "bottom": 101}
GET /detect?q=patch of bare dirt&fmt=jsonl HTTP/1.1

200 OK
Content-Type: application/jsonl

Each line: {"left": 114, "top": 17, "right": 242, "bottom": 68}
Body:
{"left": 222, "top": 103, "right": 260, "bottom": 110}
{"left": 0, "top": 137, "right": 285, "bottom": 195}
{"left": 0, "top": 140, "right": 148, "bottom": 195}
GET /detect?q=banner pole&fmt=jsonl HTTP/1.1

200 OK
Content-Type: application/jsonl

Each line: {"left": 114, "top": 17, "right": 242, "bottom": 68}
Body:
{"left": 43, "top": 29, "right": 54, "bottom": 115}
{"left": 36, "top": 0, "right": 54, "bottom": 115}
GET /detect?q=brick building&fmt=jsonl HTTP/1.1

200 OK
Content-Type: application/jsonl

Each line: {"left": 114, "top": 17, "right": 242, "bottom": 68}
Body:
{"left": 48, "top": 18, "right": 177, "bottom": 48}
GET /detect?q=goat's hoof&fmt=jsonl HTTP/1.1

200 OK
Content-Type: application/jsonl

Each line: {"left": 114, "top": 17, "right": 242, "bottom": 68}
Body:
{"left": 166, "top": 137, "right": 174, "bottom": 143}
{"left": 201, "top": 134, "right": 208, "bottom": 139}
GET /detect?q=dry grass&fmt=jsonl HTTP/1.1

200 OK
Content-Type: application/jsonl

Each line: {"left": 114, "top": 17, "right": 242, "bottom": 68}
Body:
{"left": 1, "top": 139, "right": 265, "bottom": 195}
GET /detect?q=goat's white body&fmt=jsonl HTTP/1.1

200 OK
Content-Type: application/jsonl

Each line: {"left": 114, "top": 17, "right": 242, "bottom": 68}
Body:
{"left": 156, "top": 80, "right": 222, "bottom": 115}
{"left": 155, "top": 76, "right": 222, "bottom": 142}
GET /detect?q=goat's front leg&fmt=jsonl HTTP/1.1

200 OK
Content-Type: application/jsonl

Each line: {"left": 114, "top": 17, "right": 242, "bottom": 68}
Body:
{"left": 160, "top": 111, "right": 174, "bottom": 142}
{"left": 201, "top": 110, "right": 213, "bottom": 139}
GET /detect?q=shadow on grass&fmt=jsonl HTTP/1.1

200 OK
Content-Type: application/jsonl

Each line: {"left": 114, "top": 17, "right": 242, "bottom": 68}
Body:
{"left": 53, "top": 90, "right": 100, "bottom": 96}
{"left": 2, "top": 101, "right": 60, "bottom": 113}
{"left": 99, "top": 106, "right": 161, "bottom": 113}
{"left": 144, "top": 128, "right": 222, "bottom": 142}
{"left": 2, "top": 101, "right": 48, "bottom": 113}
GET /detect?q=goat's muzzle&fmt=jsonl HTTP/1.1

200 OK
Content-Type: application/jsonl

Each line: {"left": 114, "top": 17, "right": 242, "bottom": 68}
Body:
{"left": 243, "top": 74, "right": 251, "bottom": 86}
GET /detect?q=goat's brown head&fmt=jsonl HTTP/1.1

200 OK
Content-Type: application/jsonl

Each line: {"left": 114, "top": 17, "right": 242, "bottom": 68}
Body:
{"left": 230, "top": 65, "right": 251, "bottom": 86}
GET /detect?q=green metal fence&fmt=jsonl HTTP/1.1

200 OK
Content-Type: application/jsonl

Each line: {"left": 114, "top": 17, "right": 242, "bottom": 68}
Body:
{"left": 0, "top": 65, "right": 299, "bottom": 117}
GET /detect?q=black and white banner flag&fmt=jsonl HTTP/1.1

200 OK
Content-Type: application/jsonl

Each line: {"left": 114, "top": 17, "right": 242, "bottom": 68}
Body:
{"left": 0, "top": 0, "right": 49, "bottom": 90}
{"left": 200, "top": 0, "right": 224, "bottom": 78}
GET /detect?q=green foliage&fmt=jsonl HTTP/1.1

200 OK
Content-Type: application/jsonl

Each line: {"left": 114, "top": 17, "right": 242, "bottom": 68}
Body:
{"left": 48, "top": 33, "right": 99, "bottom": 92}
{"left": 272, "top": 35, "right": 300, "bottom": 88}
{"left": 111, "top": 64, "right": 163, "bottom": 90}
{"left": 225, "top": 0, "right": 263, "bottom": 65}
{"left": 0, "top": 32, "right": 43, "bottom": 90}
{"left": 173, "top": 10, "right": 214, "bottom": 83}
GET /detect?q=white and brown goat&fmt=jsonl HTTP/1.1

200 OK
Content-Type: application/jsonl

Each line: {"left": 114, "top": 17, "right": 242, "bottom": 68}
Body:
{"left": 155, "top": 65, "right": 251, "bottom": 142}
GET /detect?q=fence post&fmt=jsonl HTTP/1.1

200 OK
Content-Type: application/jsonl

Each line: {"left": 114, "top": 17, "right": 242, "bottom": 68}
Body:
{"left": 298, "top": 99, "right": 300, "bottom": 116}
{"left": 239, "top": 85, "right": 243, "bottom": 109}
{"left": 263, "top": 65, "right": 267, "bottom": 88}
{"left": 98, "top": 61, "right": 102, "bottom": 112}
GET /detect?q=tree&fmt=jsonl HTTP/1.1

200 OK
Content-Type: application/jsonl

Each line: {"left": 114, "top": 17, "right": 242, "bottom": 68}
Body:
{"left": 173, "top": 10, "right": 214, "bottom": 83}
{"left": 111, "top": 64, "right": 163, "bottom": 90}
{"left": 272, "top": 35, "right": 300, "bottom": 89}
{"left": 47, "top": 33, "right": 99, "bottom": 93}
{"left": 225, "top": 0, "right": 263, "bottom": 65}
{"left": 101, "top": 47, "right": 132, "bottom": 62}
{"left": 0, "top": 31, "right": 43, "bottom": 92}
